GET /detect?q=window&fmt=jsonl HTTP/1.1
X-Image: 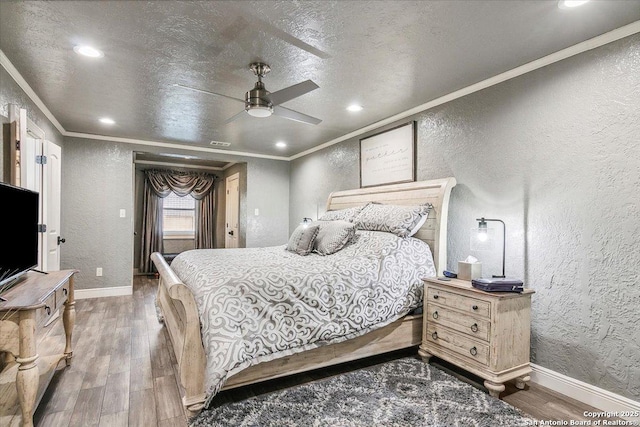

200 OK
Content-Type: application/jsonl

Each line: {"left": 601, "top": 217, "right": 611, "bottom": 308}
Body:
{"left": 163, "top": 192, "right": 195, "bottom": 238}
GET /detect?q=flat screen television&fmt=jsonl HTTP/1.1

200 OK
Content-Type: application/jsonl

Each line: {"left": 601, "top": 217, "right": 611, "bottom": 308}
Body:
{"left": 0, "top": 182, "right": 39, "bottom": 289}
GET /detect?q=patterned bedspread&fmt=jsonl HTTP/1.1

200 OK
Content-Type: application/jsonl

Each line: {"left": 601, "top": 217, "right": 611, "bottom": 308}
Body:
{"left": 170, "top": 230, "right": 436, "bottom": 407}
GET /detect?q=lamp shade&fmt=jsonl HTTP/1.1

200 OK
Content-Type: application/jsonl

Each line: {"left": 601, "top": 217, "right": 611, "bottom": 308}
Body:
{"left": 470, "top": 227, "right": 496, "bottom": 251}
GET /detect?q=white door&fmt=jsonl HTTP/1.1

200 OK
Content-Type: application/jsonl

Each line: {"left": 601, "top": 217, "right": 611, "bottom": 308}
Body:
{"left": 225, "top": 173, "right": 240, "bottom": 248}
{"left": 20, "top": 135, "right": 41, "bottom": 193}
{"left": 42, "top": 141, "right": 62, "bottom": 271}
{"left": 21, "top": 134, "right": 43, "bottom": 269}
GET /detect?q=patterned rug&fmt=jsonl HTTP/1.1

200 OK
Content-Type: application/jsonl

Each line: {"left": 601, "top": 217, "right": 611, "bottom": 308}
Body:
{"left": 190, "top": 356, "right": 533, "bottom": 426}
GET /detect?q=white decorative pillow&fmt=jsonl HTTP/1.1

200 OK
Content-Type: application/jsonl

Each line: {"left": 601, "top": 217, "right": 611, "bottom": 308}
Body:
{"left": 313, "top": 220, "right": 357, "bottom": 256}
{"left": 286, "top": 224, "right": 320, "bottom": 256}
{"left": 354, "top": 203, "right": 432, "bottom": 238}
{"left": 318, "top": 205, "right": 367, "bottom": 223}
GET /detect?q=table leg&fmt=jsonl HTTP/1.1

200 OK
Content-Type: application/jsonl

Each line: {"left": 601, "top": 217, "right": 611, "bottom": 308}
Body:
{"left": 17, "top": 312, "right": 38, "bottom": 427}
{"left": 484, "top": 380, "right": 505, "bottom": 398}
{"left": 63, "top": 277, "right": 76, "bottom": 366}
{"left": 418, "top": 346, "right": 433, "bottom": 362}
{"left": 515, "top": 375, "right": 531, "bottom": 390}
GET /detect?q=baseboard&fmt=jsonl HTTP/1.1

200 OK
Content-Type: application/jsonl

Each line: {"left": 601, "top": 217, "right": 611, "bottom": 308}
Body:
{"left": 75, "top": 285, "right": 133, "bottom": 300}
{"left": 530, "top": 363, "right": 640, "bottom": 420}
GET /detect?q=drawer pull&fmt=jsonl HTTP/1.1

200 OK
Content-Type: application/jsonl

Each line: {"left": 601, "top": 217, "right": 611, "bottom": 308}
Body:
{"left": 470, "top": 346, "right": 478, "bottom": 356}
{"left": 431, "top": 332, "right": 438, "bottom": 340}
{"left": 472, "top": 305, "right": 478, "bottom": 311}
{"left": 432, "top": 311, "right": 439, "bottom": 320}
{"left": 63, "top": 288, "right": 68, "bottom": 296}
{"left": 471, "top": 323, "right": 478, "bottom": 332}
{"left": 45, "top": 305, "right": 51, "bottom": 316}
{"left": 433, "top": 295, "right": 439, "bottom": 300}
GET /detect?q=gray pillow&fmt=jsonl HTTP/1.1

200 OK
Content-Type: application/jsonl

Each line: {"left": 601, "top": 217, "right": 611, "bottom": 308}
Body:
{"left": 286, "top": 224, "right": 320, "bottom": 256}
{"left": 354, "top": 203, "right": 431, "bottom": 238}
{"left": 317, "top": 204, "right": 367, "bottom": 222}
{"left": 313, "top": 220, "right": 356, "bottom": 255}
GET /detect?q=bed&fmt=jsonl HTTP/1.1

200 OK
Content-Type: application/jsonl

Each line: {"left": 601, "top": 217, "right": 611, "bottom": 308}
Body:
{"left": 151, "top": 177, "right": 456, "bottom": 415}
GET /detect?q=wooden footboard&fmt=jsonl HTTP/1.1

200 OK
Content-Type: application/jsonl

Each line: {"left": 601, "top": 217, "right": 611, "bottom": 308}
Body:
{"left": 151, "top": 252, "right": 207, "bottom": 415}
{"left": 151, "top": 252, "right": 423, "bottom": 416}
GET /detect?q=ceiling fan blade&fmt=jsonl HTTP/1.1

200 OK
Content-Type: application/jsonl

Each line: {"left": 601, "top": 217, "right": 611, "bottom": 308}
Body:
{"left": 224, "top": 109, "right": 247, "bottom": 124}
{"left": 267, "top": 80, "right": 319, "bottom": 106}
{"left": 174, "top": 84, "right": 245, "bottom": 104}
{"left": 273, "top": 106, "right": 322, "bottom": 125}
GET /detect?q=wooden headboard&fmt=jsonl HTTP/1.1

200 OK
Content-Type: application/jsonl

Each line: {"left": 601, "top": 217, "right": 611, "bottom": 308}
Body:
{"left": 326, "top": 178, "right": 457, "bottom": 276}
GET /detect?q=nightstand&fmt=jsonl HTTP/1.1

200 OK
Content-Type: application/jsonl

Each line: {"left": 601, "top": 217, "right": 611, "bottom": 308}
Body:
{"left": 419, "top": 277, "right": 534, "bottom": 398}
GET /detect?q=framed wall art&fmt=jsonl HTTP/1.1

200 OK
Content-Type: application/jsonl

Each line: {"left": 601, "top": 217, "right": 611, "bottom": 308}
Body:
{"left": 359, "top": 121, "right": 416, "bottom": 188}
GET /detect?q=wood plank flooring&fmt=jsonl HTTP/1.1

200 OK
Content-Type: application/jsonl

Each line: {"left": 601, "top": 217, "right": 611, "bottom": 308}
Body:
{"left": 31, "top": 276, "right": 612, "bottom": 426}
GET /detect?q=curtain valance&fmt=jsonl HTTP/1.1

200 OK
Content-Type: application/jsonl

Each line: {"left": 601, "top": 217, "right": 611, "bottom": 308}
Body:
{"left": 145, "top": 169, "right": 216, "bottom": 200}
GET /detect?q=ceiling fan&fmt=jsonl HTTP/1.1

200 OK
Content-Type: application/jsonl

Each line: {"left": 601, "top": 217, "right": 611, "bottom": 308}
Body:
{"left": 176, "top": 62, "right": 322, "bottom": 125}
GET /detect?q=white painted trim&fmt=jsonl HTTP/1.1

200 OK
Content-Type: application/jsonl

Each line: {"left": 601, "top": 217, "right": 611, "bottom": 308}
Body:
{"left": 289, "top": 20, "right": 640, "bottom": 160}
{"left": 3, "top": 21, "right": 640, "bottom": 162}
{"left": 133, "top": 159, "right": 225, "bottom": 171}
{"left": 26, "top": 118, "right": 45, "bottom": 139}
{"left": 64, "top": 131, "right": 289, "bottom": 161}
{"left": 222, "top": 162, "right": 236, "bottom": 170}
{"left": 0, "top": 50, "right": 66, "bottom": 135}
{"left": 530, "top": 363, "right": 640, "bottom": 420}
{"left": 75, "top": 285, "right": 132, "bottom": 300}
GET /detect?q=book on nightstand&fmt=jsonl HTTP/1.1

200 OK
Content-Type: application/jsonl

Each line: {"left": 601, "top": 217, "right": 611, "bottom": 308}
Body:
{"left": 471, "top": 278, "right": 524, "bottom": 293}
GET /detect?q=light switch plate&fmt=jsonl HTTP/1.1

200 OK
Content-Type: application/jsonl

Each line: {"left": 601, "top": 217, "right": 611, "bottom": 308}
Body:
{"left": 254, "top": 208, "right": 259, "bottom": 216}
{"left": 119, "top": 209, "right": 126, "bottom": 218}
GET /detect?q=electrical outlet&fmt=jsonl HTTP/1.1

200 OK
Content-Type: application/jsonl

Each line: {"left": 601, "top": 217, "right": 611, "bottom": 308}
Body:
{"left": 96, "top": 267, "right": 103, "bottom": 277}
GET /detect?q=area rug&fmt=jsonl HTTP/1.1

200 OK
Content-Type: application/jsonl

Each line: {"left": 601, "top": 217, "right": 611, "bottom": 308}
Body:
{"left": 190, "top": 356, "right": 533, "bottom": 426}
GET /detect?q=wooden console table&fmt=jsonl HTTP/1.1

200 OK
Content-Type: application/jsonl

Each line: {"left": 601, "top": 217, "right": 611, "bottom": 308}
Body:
{"left": 0, "top": 270, "right": 76, "bottom": 427}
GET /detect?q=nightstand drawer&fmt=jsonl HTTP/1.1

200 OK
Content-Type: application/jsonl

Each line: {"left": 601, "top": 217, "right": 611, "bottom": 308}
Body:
{"left": 426, "top": 323, "right": 489, "bottom": 366}
{"left": 427, "top": 287, "right": 491, "bottom": 318}
{"left": 426, "top": 303, "right": 490, "bottom": 342}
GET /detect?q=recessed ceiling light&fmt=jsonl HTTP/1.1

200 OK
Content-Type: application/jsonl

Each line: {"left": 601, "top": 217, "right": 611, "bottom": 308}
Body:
{"left": 558, "top": 0, "right": 589, "bottom": 9}
{"left": 73, "top": 45, "right": 104, "bottom": 58}
{"left": 275, "top": 142, "right": 287, "bottom": 148}
{"left": 346, "top": 104, "right": 363, "bottom": 112}
{"left": 99, "top": 117, "right": 115, "bottom": 125}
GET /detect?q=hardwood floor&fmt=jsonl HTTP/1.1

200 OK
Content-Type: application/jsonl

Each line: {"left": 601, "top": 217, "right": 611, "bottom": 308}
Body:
{"left": 31, "top": 276, "right": 612, "bottom": 426}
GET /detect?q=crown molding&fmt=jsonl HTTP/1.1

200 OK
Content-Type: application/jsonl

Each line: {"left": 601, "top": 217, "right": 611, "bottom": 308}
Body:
{"left": 3, "top": 19, "right": 639, "bottom": 163}
{"left": 64, "top": 131, "right": 289, "bottom": 161}
{"left": 0, "top": 49, "right": 65, "bottom": 135}
{"left": 289, "top": 20, "right": 640, "bottom": 160}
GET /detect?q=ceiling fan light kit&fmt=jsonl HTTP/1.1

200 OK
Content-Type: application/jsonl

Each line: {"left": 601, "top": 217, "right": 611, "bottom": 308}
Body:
{"left": 177, "top": 62, "right": 321, "bottom": 125}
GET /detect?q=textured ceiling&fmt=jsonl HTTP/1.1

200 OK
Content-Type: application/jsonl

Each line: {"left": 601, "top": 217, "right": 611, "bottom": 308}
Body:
{"left": 1, "top": 1, "right": 639, "bottom": 157}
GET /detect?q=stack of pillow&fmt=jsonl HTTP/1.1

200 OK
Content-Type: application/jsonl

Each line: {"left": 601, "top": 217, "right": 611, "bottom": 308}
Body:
{"left": 286, "top": 202, "right": 432, "bottom": 256}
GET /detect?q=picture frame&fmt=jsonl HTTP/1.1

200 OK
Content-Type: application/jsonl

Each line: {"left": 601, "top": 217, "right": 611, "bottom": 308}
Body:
{"left": 359, "top": 121, "right": 416, "bottom": 188}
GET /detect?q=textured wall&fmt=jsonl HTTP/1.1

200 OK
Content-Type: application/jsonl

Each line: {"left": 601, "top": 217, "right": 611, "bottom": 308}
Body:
{"left": 290, "top": 35, "right": 640, "bottom": 399}
{"left": 61, "top": 138, "right": 134, "bottom": 290}
{"left": 246, "top": 158, "right": 290, "bottom": 247}
{"left": 63, "top": 136, "right": 289, "bottom": 289}
{"left": 0, "top": 67, "right": 63, "bottom": 147}
{"left": 1, "top": 66, "right": 64, "bottom": 180}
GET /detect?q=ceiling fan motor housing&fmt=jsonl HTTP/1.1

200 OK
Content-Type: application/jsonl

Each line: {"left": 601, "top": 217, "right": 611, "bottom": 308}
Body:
{"left": 245, "top": 81, "right": 273, "bottom": 115}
